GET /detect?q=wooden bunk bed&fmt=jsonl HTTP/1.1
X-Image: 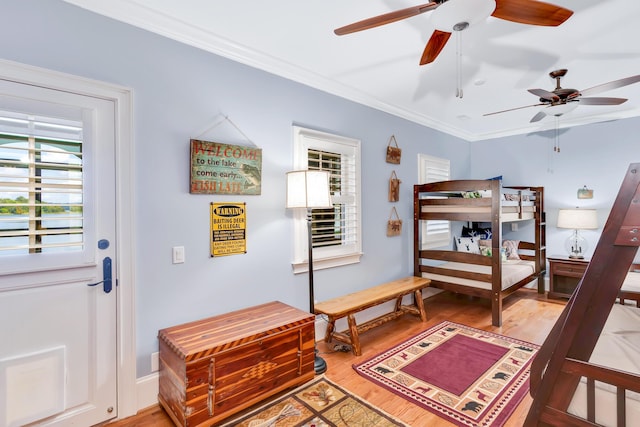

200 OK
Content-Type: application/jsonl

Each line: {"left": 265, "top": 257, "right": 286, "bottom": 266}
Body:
{"left": 413, "top": 179, "right": 546, "bottom": 327}
{"left": 525, "top": 162, "right": 640, "bottom": 427}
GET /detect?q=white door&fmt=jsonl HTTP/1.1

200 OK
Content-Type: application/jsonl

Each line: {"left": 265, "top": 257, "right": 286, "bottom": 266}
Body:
{"left": 0, "top": 79, "right": 118, "bottom": 426}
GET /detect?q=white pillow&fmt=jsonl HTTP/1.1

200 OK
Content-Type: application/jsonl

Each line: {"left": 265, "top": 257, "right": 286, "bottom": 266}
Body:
{"left": 455, "top": 236, "right": 480, "bottom": 254}
{"left": 502, "top": 240, "right": 521, "bottom": 260}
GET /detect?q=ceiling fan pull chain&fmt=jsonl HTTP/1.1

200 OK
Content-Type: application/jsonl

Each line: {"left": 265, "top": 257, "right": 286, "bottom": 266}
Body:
{"left": 554, "top": 122, "right": 557, "bottom": 152}
{"left": 456, "top": 31, "right": 463, "bottom": 98}
{"left": 554, "top": 116, "right": 560, "bottom": 153}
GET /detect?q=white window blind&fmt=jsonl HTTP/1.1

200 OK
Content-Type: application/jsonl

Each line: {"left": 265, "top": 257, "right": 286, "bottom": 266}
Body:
{"left": 0, "top": 110, "right": 84, "bottom": 255}
{"left": 418, "top": 154, "right": 451, "bottom": 249}
{"left": 292, "top": 126, "right": 362, "bottom": 273}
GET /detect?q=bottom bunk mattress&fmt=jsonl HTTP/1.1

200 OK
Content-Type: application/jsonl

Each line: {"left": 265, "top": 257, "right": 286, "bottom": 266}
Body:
{"left": 420, "top": 259, "right": 536, "bottom": 291}
{"left": 621, "top": 270, "right": 640, "bottom": 293}
{"left": 568, "top": 303, "right": 640, "bottom": 426}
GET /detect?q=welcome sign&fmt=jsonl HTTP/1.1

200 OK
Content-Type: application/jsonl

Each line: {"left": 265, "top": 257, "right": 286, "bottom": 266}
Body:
{"left": 190, "top": 139, "right": 262, "bottom": 195}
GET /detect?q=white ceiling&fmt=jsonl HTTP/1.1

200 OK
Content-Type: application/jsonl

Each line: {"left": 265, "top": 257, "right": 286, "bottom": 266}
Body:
{"left": 64, "top": 0, "right": 640, "bottom": 141}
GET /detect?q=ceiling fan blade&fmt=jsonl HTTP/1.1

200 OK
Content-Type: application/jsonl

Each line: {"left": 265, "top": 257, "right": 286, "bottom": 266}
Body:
{"left": 334, "top": 2, "right": 438, "bottom": 35}
{"left": 578, "top": 97, "right": 628, "bottom": 106}
{"left": 420, "top": 30, "right": 451, "bottom": 65}
{"left": 579, "top": 75, "right": 640, "bottom": 97}
{"left": 492, "top": 0, "right": 573, "bottom": 27}
{"left": 528, "top": 88, "right": 559, "bottom": 102}
{"left": 530, "top": 110, "right": 548, "bottom": 122}
{"left": 483, "top": 102, "right": 546, "bottom": 116}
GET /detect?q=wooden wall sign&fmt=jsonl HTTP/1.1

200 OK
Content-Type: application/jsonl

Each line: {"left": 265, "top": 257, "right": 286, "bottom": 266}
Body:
{"left": 385, "top": 135, "right": 401, "bottom": 164}
{"left": 190, "top": 139, "right": 262, "bottom": 195}
{"left": 210, "top": 202, "right": 246, "bottom": 257}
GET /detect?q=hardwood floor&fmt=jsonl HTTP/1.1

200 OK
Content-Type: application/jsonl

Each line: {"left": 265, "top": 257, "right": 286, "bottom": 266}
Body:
{"left": 106, "top": 289, "right": 566, "bottom": 427}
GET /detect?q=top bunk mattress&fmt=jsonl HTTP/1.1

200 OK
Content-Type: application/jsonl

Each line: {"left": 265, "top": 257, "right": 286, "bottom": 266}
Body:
{"left": 418, "top": 203, "right": 536, "bottom": 222}
{"left": 415, "top": 180, "right": 540, "bottom": 222}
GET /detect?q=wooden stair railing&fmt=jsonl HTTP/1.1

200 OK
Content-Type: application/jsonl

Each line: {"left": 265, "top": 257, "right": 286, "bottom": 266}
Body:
{"left": 525, "top": 163, "right": 640, "bottom": 426}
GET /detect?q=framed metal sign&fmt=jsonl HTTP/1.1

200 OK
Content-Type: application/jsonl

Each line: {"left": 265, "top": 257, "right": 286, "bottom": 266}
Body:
{"left": 210, "top": 202, "right": 246, "bottom": 257}
{"left": 191, "top": 139, "right": 262, "bottom": 195}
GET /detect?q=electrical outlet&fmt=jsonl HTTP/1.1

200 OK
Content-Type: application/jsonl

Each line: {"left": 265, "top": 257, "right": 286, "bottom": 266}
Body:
{"left": 151, "top": 352, "right": 159, "bottom": 372}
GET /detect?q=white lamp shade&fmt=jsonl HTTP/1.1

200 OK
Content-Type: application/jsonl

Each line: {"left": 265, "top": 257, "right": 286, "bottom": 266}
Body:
{"left": 544, "top": 102, "right": 579, "bottom": 117}
{"left": 557, "top": 208, "right": 598, "bottom": 230}
{"left": 286, "top": 170, "right": 333, "bottom": 209}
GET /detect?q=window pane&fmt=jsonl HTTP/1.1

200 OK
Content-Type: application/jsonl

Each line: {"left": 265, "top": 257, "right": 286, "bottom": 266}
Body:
{"left": 0, "top": 114, "right": 84, "bottom": 255}
{"left": 419, "top": 154, "right": 451, "bottom": 249}
{"left": 309, "top": 149, "right": 342, "bottom": 248}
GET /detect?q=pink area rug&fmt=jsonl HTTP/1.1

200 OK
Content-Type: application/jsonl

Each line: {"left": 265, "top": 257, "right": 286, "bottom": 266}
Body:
{"left": 353, "top": 321, "right": 539, "bottom": 427}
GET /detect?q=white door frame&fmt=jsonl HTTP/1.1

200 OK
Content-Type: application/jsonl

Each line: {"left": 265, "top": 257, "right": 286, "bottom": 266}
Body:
{"left": 0, "top": 59, "right": 137, "bottom": 418}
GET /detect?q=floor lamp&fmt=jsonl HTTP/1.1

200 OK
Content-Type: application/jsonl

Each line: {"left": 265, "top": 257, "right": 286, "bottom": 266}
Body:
{"left": 286, "top": 170, "right": 332, "bottom": 375}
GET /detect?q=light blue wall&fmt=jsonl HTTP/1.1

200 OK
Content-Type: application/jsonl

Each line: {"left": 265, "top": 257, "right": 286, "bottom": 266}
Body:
{"left": 469, "top": 121, "right": 640, "bottom": 261}
{"left": 0, "top": 0, "right": 471, "bottom": 377}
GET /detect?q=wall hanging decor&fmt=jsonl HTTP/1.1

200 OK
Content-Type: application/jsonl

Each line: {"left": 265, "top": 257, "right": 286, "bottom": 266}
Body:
{"left": 386, "top": 207, "right": 402, "bottom": 237}
{"left": 210, "top": 202, "right": 247, "bottom": 257}
{"left": 389, "top": 170, "right": 401, "bottom": 202}
{"left": 191, "top": 140, "right": 262, "bottom": 195}
{"left": 385, "top": 135, "right": 401, "bottom": 164}
{"left": 190, "top": 114, "right": 262, "bottom": 195}
{"left": 577, "top": 185, "right": 593, "bottom": 199}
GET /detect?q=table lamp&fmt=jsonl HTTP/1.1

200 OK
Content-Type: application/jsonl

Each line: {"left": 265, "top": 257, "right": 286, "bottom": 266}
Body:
{"left": 557, "top": 208, "right": 598, "bottom": 259}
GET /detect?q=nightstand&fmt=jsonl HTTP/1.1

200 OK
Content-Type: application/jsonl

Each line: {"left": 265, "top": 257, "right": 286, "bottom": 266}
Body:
{"left": 548, "top": 255, "right": 590, "bottom": 299}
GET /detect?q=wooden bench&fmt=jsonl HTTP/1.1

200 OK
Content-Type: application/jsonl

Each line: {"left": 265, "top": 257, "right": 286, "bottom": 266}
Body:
{"left": 314, "top": 276, "right": 430, "bottom": 356}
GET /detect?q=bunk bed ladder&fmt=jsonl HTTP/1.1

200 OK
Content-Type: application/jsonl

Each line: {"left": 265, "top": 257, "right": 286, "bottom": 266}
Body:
{"left": 525, "top": 163, "right": 640, "bottom": 426}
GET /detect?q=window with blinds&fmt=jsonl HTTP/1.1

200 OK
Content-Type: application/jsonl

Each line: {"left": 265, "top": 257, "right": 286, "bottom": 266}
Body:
{"left": 292, "top": 126, "right": 362, "bottom": 273}
{"left": 308, "top": 149, "right": 358, "bottom": 250}
{"left": 0, "top": 111, "right": 84, "bottom": 255}
{"left": 418, "top": 154, "right": 451, "bottom": 249}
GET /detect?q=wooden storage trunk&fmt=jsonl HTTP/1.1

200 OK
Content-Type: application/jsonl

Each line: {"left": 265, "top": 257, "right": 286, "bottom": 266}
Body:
{"left": 158, "top": 301, "right": 315, "bottom": 427}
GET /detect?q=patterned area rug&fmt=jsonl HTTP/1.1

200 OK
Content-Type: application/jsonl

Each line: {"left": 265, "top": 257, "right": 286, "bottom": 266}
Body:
{"left": 220, "top": 375, "right": 407, "bottom": 427}
{"left": 353, "top": 321, "right": 539, "bottom": 427}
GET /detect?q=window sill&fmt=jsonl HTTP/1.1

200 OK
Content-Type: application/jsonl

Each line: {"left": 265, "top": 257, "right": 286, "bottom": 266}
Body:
{"left": 292, "top": 253, "right": 362, "bottom": 274}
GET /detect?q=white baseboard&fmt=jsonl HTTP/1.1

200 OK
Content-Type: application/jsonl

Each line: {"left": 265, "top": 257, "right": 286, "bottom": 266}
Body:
{"left": 135, "top": 372, "right": 160, "bottom": 412}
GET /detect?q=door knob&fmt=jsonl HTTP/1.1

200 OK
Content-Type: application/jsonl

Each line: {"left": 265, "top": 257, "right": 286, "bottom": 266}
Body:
{"left": 87, "top": 257, "right": 112, "bottom": 293}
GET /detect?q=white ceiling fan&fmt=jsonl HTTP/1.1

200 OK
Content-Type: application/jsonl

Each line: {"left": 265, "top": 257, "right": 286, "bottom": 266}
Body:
{"left": 334, "top": 0, "right": 573, "bottom": 66}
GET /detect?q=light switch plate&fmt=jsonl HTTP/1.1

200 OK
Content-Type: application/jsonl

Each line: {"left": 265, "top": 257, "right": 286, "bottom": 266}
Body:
{"left": 172, "top": 246, "right": 185, "bottom": 264}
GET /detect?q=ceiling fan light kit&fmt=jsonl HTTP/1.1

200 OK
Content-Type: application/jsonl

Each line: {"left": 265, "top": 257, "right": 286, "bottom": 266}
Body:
{"left": 431, "top": 0, "right": 495, "bottom": 32}
{"left": 541, "top": 103, "right": 579, "bottom": 118}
